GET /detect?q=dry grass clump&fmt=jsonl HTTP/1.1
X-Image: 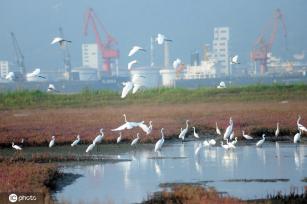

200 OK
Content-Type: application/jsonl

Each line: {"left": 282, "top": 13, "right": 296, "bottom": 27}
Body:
{"left": 143, "top": 184, "right": 246, "bottom": 204}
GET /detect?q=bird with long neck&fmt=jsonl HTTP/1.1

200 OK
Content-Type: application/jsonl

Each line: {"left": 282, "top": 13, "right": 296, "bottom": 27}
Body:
{"left": 297, "top": 115, "right": 307, "bottom": 132}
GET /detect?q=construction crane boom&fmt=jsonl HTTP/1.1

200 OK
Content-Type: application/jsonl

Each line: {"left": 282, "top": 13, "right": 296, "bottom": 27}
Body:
{"left": 251, "top": 9, "right": 287, "bottom": 75}
{"left": 83, "top": 8, "right": 119, "bottom": 75}
{"left": 10, "top": 32, "right": 26, "bottom": 79}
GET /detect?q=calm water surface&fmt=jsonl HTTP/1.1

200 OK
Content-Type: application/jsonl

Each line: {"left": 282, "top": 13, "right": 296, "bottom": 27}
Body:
{"left": 52, "top": 140, "right": 306, "bottom": 204}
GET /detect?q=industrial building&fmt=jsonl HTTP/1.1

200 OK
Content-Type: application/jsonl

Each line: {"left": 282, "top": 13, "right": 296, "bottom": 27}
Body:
{"left": 0, "top": 61, "right": 9, "bottom": 79}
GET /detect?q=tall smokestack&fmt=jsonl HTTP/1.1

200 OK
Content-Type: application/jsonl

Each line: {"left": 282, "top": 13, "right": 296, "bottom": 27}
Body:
{"left": 164, "top": 41, "right": 170, "bottom": 68}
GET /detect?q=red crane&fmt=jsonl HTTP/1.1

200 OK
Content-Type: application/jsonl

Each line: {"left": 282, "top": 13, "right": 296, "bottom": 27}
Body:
{"left": 83, "top": 8, "right": 119, "bottom": 74}
{"left": 251, "top": 9, "right": 287, "bottom": 75}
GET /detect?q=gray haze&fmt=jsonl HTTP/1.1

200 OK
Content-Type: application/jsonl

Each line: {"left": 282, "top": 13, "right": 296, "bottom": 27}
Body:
{"left": 0, "top": 0, "right": 306, "bottom": 71}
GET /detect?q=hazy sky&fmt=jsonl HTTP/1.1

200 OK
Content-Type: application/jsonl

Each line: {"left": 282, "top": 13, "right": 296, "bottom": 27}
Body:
{"left": 0, "top": 0, "right": 306, "bottom": 71}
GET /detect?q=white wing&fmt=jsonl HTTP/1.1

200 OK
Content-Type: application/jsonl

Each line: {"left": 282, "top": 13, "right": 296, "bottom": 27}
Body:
{"left": 156, "top": 33, "right": 165, "bottom": 45}
{"left": 27, "top": 68, "right": 41, "bottom": 78}
{"left": 128, "top": 60, "right": 138, "bottom": 70}
{"left": 172, "top": 58, "right": 181, "bottom": 69}
{"left": 121, "top": 82, "right": 133, "bottom": 98}
{"left": 231, "top": 55, "right": 239, "bottom": 64}
{"left": 223, "top": 125, "right": 232, "bottom": 140}
{"left": 5, "top": 72, "right": 14, "bottom": 80}
{"left": 112, "top": 123, "right": 129, "bottom": 131}
{"left": 51, "top": 37, "right": 63, "bottom": 45}
{"left": 139, "top": 123, "right": 150, "bottom": 134}
{"left": 128, "top": 46, "right": 144, "bottom": 57}
{"left": 132, "top": 84, "right": 142, "bottom": 94}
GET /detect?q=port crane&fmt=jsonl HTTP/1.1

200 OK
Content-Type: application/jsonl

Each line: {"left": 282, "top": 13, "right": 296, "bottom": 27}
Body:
{"left": 83, "top": 8, "right": 119, "bottom": 75}
{"left": 251, "top": 9, "right": 287, "bottom": 75}
{"left": 10, "top": 32, "right": 26, "bottom": 80}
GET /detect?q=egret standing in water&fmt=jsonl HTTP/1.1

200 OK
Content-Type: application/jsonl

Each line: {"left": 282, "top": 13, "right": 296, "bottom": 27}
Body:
{"left": 294, "top": 130, "right": 301, "bottom": 144}
{"left": 256, "top": 134, "right": 266, "bottom": 147}
{"left": 242, "top": 130, "right": 253, "bottom": 140}
{"left": 275, "top": 122, "right": 280, "bottom": 137}
{"left": 192, "top": 127, "right": 200, "bottom": 139}
{"left": 154, "top": 128, "right": 165, "bottom": 152}
{"left": 117, "top": 132, "right": 122, "bottom": 144}
{"left": 131, "top": 133, "right": 140, "bottom": 146}
{"left": 93, "top": 128, "right": 104, "bottom": 152}
{"left": 71, "top": 135, "right": 80, "bottom": 147}
{"left": 49, "top": 136, "right": 55, "bottom": 148}
{"left": 12, "top": 142, "right": 22, "bottom": 151}
{"left": 178, "top": 120, "right": 189, "bottom": 142}
{"left": 216, "top": 122, "right": 221, "bottom": 136}
{"left": 86, "top": 142, "right": 96, "bottom": 153}
{"left": 223, "top": 117, "right": 233, "bottom": 140}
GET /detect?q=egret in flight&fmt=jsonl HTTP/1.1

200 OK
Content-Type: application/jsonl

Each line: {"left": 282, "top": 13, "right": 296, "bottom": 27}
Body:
{"left": 230, "top": 55, "right": 240, "bottom": 64}
{"left": 155, "top": 33, "right": 172, "bottom": 45}
{"left": 139, "top": 121, "right": 153, "bottom": 135}
{"left": 51, "top": 37, "right": 71, "bottom": 48}
{"left": 26, "top": 68, "right": 46, "bottom": 79}
{"left": 128, "top": 46, "right": 146, "bottom": 57}
{"left": 217, "top": 81, "right": 226, "bottom": 89}
{"left": 47, "top": 84, "right": 57, "bottom": 92}
{"left": 128, "top": 60, "right": 138, "bottom": 70}
{"left": 121, "top": 81, "right": 133, "bottom": 98}
{"left": 5, "top": 72, "right": 15, "bottom": 81}
{"left": 173, "top": 58, "right": 181, "bottom": 69}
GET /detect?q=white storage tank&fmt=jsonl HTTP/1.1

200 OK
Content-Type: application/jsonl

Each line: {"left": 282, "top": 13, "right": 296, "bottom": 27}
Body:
{"left": 160, "top": 69, "right": 176, "bottom": 87}
{"left": 72, "top": 67, "right": 98, "bottom": 81}
{"left": 130, "top": 67, "right": 160, "bottom": 89}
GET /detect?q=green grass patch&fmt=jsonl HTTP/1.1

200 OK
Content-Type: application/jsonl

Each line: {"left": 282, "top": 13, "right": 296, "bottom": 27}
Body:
{"left": 0, "top": 84, "right": 307, "bottom": 110}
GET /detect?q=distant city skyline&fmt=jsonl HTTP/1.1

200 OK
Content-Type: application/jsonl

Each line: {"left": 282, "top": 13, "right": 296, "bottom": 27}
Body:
{"left": 0, "top": 0, "right": 306, "bottom": 72}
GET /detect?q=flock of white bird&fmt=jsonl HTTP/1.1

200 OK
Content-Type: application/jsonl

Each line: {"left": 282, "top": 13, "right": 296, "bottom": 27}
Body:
{"left": 11, "top": 113, "right": 306, "bottom": 157}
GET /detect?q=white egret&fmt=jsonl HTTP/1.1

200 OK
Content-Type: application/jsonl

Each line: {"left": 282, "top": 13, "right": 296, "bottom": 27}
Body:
{"left": 172, "top": 58, "right": 181, "bottom": 69}
{"left": 230, "top": 55, "right": 240, "bottom": 64}
{"left": 192, "top": 127, "right": 200, "bottom": 139}
{"left": 227, "top": 139, "right": 236, "bottom": 149}
{"left": 117, "top": 132, "right": 122, "bottom": 144}
{"left": 86, "top": 142, "right": 96, "bottom": 153}
{"left": 132, "top": 83, "right": 142, "bottom": 94}
{"left": 297, "top": 115, "right": 307, "bottom": 132}
{"left": 194, "top": 143, "right": 203, "bottom": 156}
{"left": 216, "top": 122, "right": 221, "bottom": 135}
{"left": 49, "top": 136, "right": 55, "bottom": 148}
{"left": 93, "top": 128, "right": 104, "bottom": 144}
{"left": 121, "top": 81, "right": 133, "bottom": 98}
{"left": 112, "top": 114, "right": 141, "bottom": 131}
{"left": 223, "top": 117, "right": 233, "bottom": 140}
{"left": 26, "top": 68, "right": 46, "bottom": 79}
{"left": 51, "top": 37, "right": 71, "bottom": 47}
{"left": 5, "top": 72, "right": 15, "bottom": 80}
{"left": 139, "top": 121, "right": 152, "bottom": 135}
{"left": 12, "top": 142, "right": 22, "bottom": 151}
{"left": 242, "top": 130, "right": 253, "bottom": 140}
{"left": 217, "top": 81, "right": 226, "bottom": 89}
{"left": 294, "top": 130, "right": 301, "bottom": 144}
{"left": 231, "top": 137, "right": 238, "bottom": 145}
{"left": 128, "top": 46, "right": 146, "bottom": 57}
{"left": 178, "top": 120, "right": 189, "bottom": 141}
{"left": 203, "top": 140, "right": 210, "bottom": 147}
{"left": 220, "top": 141, "right": 230, "bottom": 150}
{"left": 275, "top": 122, "right": 280, "bottom": 137}
{"left": 154, "top": 128, "right": 165, "bottom": 152}
{"left": 256, "top": 134, "right": 266, "bottom": 147}
{"left": 155, "top": 33, "right": 172, "bottom": 45}
{"left": 128, "top": 60, "right": 138, "bottom": 70}
{"left": 131, "top": 133, "right": 140, "bottom": 146}
{"left": 47, "top": 84, "right": 57, "bottom": 92}
{"left": 209, "top": 139, "right": 216, "bottom": 146}
{"left": 71, "top": 134, "right": 80, "bottom": 147}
